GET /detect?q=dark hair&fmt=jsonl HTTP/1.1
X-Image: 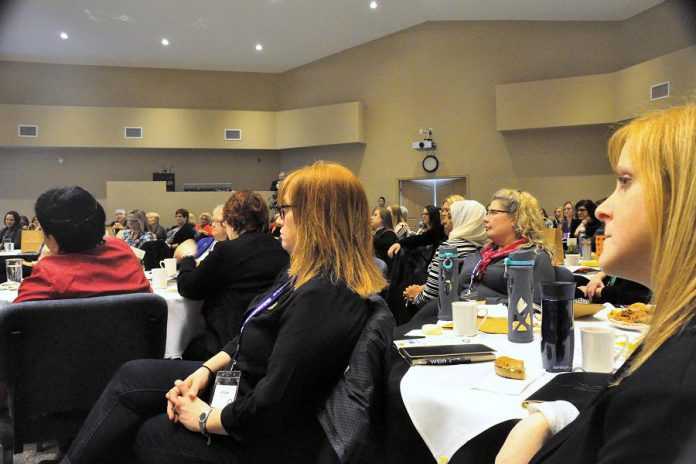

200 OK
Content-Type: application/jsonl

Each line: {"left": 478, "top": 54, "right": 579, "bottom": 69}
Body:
{"left": 19, "top": 215, "right": 30, "bottom": 228}
{"left": 34, "top": 187, "right": 106, "bottom": 253}
{"left": 175, "top": 208, "right": 189, "bottom": 222}
{"left": 425, "top": 205, "right": 441, "bottom": 228}
{"left": 223, "top": 190, "right": 269, "bottom": 235}
{"left": 372, "top": 207, "right": 394, "bottom": 230}
{"left": 4, "top": 211, "right": 20, "bottom": 230}
{"left": 575, "top": 199, "right": 598, "bottom": 222}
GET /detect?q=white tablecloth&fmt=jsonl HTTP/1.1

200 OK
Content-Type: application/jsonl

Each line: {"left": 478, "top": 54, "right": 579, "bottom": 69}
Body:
{"left": 399, "top": 307, "right": 642, "bottom": 462}
{"left": 0, "top": 284, "right": 205, "bottom": 360}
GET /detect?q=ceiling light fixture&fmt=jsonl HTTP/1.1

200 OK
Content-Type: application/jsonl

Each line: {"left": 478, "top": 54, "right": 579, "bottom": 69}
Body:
{"left": 255, "top": 43, "right": 263, "bottom": 51}
{"left": 369, "top": 1, "right": 378, "bottom": 9}
{"left": 59, "top": 32, "right": 69, "bottom": 40}
{"left": 161, "top": 38, "right": 170, "bottom": 46}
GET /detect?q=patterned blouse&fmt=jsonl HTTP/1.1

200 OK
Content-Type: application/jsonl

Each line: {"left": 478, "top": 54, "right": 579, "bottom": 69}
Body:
{"left": 121, "top": 230, "right": 155, "bottom": 249}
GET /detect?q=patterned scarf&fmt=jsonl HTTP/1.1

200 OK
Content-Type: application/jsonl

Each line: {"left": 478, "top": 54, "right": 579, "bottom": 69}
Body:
{"left": 475, "top": 237, "right": 529, "bottom": 279}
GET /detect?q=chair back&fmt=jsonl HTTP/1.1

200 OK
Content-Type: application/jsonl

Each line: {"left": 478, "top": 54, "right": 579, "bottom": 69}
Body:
{"left": 18, "top": 230, "right": 43, "bottom": 253}
{"left": 317, "top": 294, "right": 395, "bottom": 464}
{"left": 141, "top": 240, "right": 170, "bottom": 270}
{"left": 0, "top": 293, "right": 167, "bottom": 455}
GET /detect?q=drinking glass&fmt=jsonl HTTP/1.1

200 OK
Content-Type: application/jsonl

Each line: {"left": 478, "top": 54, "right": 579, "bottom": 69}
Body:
{"left": 6, "top": 258, "right": 23, "bottom": 283}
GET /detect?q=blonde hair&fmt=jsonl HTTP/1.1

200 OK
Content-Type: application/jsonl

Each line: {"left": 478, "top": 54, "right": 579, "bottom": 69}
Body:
{"left": 491, "top": 189, "right": 546, "bottom": 252}
{"left": 278, "top": 162, "right": 387, "bottom": 297}
{"left": 445, "top": 194, "right": 465, "bottom": 206}
{"left": 609, "top": 104, "right": 696, "bottom": 378}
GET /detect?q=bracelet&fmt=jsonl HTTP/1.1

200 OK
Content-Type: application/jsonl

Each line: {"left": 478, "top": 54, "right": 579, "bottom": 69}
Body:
{"left": 201, "top": 364, "right": 214, "bottom": 378}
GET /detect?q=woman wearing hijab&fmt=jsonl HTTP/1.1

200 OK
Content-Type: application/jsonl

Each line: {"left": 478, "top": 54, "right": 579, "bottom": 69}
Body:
{"left": 403, "top": 200, "right": 488, "bottom": 307}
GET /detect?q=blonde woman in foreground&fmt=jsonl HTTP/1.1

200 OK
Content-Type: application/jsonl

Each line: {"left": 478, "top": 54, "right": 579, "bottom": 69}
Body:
{"left": 497, "top": 104, "right": 696, "bottom": 463}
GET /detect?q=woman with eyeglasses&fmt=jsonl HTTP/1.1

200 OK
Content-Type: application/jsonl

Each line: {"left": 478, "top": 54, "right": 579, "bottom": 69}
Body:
{"left": 173, "top": 191, "right": 289, "bottom": 360}
{"left": 165, "top": 208, "right": 196, "bottom": 251}
{"left": 121, "top": 209, "right": 155, "bottom": 249}
{"left": 572, "top": 199, "right": 601, "bottom": 241}
{"left": 495, "top": 104, "right": 696, "bottom": 464}
{"left": 457, "top": 189, "right": 555, "bottom": 304}
{"left": 58, "top": 162, "right": 386, "bottom": 464}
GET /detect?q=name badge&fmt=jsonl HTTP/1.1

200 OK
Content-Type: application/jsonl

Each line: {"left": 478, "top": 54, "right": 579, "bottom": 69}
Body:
{"left": 210, "top": 370, "right": 241, "bottom": 408}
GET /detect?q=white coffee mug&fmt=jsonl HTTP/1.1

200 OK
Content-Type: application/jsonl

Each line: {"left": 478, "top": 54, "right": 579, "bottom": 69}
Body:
{"left": 581, "top": 326, "right": 629, "bottom": 373}
{"left": 151, "top": 268, "right": 168, "bottom": 289}
{"left": 3, "top": 242, "right": 14, "bottom": 252}
{"left": 565, "top": 254, "right": 581, "bottom": 266}
{"left": 159, "top": 258, "right": 177, "bottom": 276}
{"left": 452, "top": 301, "right": 489, "bottom": 337}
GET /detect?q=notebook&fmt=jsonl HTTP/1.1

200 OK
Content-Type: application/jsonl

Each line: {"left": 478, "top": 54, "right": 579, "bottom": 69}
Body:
{"left": 398, "top": 343, "right": 496, "bottom": 365}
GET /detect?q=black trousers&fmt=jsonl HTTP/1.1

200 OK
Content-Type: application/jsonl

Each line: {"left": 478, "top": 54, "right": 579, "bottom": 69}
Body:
{"left": 62, "top": 359, "right": 244, "bottom": 464}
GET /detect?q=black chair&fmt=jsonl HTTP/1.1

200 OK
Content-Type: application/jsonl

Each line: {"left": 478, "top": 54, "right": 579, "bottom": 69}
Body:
{"left": 317, "top": 294, "right": 395, "bottom": 464}
{"left": 141, "top": 240, "right": 170, "bottom": 271}
{"left": 0, "top": 293, "right": 168, "bottom": 463}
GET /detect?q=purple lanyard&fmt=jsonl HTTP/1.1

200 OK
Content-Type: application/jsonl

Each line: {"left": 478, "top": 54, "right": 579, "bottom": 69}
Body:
{"left": 230, "top": 277, "right": 294, "bottom": 367}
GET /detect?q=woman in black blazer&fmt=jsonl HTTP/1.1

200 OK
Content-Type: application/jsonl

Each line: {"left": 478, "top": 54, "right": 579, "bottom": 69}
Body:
{"left": 165, "top": 208, "right": 196, "bottom": 252}
{"left": 0, "top": 210, "right": 22, "bottom": 249}
{"left": 174, "top": 191, "right": 290, "bottom": 360}
{"left": 496, "top": 104, "right": 696, "bottom": 463}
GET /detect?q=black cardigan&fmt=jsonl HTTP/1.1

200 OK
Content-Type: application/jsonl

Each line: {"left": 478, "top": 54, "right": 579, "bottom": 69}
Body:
{"left": 531, "top": 316, "right": 696, "bottom": 463}
{"left": 176, "top": 231, "right": 289, "bottom": 356}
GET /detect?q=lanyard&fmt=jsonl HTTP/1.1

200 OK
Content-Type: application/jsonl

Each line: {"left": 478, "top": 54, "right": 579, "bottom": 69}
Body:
{"left": 229, "top": 277, "right": 294, "bottom": 368}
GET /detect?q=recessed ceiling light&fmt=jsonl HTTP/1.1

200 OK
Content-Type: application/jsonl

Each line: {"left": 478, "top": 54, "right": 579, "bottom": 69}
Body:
{"left": 59, "top": 32, "right": 69, "bottom": 40}
{"left": 255, "top": 43, "right": 263, "bottom": 51}
{"left": 161, "top": 38, "right": 170, "bottom": 46}
{"left": 369, "top": 1, "right": 378, "bottom": 9}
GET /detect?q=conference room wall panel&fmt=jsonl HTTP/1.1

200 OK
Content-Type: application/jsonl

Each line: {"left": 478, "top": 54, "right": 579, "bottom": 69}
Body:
{"left": 276, "top": 1, "right": 695, "bottom": 210}
{"left": 0, "top": 147, "right": 280, "bottom": 221}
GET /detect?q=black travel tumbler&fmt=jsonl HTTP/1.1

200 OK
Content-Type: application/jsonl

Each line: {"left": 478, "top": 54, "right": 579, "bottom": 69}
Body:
{"left": 540, "top": 281, "right": 577, "bottom": 372}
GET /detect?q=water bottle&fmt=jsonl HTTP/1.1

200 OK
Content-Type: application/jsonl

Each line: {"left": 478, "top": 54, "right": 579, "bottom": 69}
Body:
{"left": 437, "top": 245, "right": 460, "bottom": 320}
{"left": 540, "top": 282, "right": 576, "bottom": 372}
{"left": 505, "top": 249, "right": 535, "bottom": 343}
{"left": 581, "top": 236, "right": 592, "bottom": 261}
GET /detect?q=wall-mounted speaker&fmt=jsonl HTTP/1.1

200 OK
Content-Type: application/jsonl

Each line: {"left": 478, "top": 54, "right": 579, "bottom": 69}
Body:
{"left": 153, "top": 172, "right": 175, "bottom": 192}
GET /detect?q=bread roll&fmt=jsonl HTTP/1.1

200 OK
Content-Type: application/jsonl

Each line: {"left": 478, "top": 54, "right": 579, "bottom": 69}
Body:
{"left": 495, "top": 356, "right": 526, "bottom": 380}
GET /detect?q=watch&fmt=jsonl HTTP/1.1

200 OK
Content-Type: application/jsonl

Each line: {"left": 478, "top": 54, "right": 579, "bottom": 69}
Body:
{"left": 422, "top": 154, "right": 439, "bottom": 173}
{"left": 199, "top": 407, "right": 213, "bottom": 442}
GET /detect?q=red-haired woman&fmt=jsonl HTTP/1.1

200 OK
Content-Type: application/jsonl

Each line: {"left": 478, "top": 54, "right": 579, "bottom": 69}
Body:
{"left": 60, "top": 163, "right": 387, "bottom": 463}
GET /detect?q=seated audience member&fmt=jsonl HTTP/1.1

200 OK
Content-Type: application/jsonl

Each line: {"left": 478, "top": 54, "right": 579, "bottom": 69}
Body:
{"left": 372, "top": 206, "right": 398, "bottom": 270}
{"left": 572, "top": 199, "right": 601, "bottom": 239}
{"left": 193, "top": 205, "right": 227, "bottom": 261}
{"left": 174, "top": 191, "right": 289, "bottom": 360}
{"left": 195, "top": 212, "right": 212, "bottom": 237}
{"left": 19, "top": 215, "right": 30, "bottom": 230}
{"left": 388, "top": 203, "right": 447, "bottom": 259}
{"left": 541, "top": 208, "right": 556, "bottom": 228}
{"left": 165, "top": 208, "right": 196, "bottom": 251}
{"left": 13, "top": 187, "right": 150, "bottom": 303}
{"left": 577, "top": 270, "right": 650, "bottom": 306}
{"left": 377, "top": 195, "right": 386, "bottom": 208}
{"left": 121, "top": 209, "right": 155, "bottom": 249}
{"left": 110, "top": 208, "right": 127, "bottom": 232}
{"left": 28, "top": 216, "right": 41, "bottom": 231}
{"left": 496, "top": 103, "right": 696, "bottom": 464}
{"left": 60, "top": 161, "right": 387, "bottom": 464}
{"left": 146, "top": 211, "right": 167, "bottom": 241}
{"left": 388, "top": 204, "right": 410, "bottom": 240}
{"left": 560, "top": 201, "right": 580, "bottom": 242}
{"left": 457, "top": 189, "right": 555, "bottom": 304}
{"left": 0, "top": 210, "right": 22, "bottom": 249}
{"left": 553, "top": 207, "right": 563, "bottom": 226}
{"left": 403, "top": 200, "right": 488, "bottom": 307}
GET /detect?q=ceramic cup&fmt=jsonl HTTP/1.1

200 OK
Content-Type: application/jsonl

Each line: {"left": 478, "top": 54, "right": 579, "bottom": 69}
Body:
{"left": 581, "top": 326, "right": 629, "bottom": 373}
{"left": 151, "top": 268, "right": 168, "bottom": 289}
{"left": 159, "top": 258, "right": 177, "bottom": 276}
{"left": 565, "top": 254, "right": 581, "bottom": 266}
{"left": 452, "top": 301, "right": 488, "bottom": 336}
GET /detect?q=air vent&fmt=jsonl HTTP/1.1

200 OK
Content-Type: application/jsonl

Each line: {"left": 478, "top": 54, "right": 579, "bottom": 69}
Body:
{"left": 124, "top": 127, "right": 143, "bottom": 139}
{"left": 225, "top": 129, "right": 242, "bottom": 141}
{"left": 650, "top": 82, "right": 670, "bottom": 101}
{"left": 18, "top": 125, "right": 38, "bottom": 137}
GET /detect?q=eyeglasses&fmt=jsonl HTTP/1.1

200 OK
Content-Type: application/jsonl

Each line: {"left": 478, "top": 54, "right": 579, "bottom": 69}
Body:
{"left": 278, "top": 204, "right": 294, "bottom": 220}
{"left": 577, "top": 207, "right": 588, "bottom": 212}
{"left": 486, "top": 209, "right": 509, "bottom": 216}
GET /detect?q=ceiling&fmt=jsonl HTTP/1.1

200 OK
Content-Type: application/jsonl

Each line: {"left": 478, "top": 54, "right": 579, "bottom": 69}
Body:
{"left": 0, "top": 0, "right": 665, "bottom": 73}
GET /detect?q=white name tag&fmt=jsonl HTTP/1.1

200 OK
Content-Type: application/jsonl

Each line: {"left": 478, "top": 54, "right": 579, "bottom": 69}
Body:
{"left": 210, "top": 370, "right": 241, "bottom": 408}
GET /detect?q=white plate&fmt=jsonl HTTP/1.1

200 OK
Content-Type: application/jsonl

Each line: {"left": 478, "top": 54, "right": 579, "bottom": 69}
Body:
{"left": 607, "top": 318, "right": 649, "bottom": 332}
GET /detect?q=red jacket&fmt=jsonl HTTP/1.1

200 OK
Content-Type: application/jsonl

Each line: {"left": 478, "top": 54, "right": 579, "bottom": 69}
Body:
{"left": 14, "top": 236, "right": 152, "bottom": 303}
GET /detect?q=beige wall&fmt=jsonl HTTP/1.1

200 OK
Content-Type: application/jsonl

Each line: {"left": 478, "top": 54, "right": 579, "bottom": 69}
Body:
{"left": 0, "top": 0, "right": 694, "bottom": 216}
